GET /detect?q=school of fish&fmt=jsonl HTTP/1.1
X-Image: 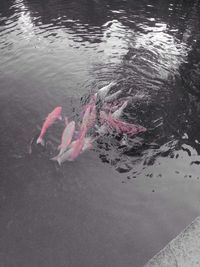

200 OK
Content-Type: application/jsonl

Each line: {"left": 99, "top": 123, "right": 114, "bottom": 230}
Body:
{"left": 34, "top": 82, "right": 147, "bottom": 165}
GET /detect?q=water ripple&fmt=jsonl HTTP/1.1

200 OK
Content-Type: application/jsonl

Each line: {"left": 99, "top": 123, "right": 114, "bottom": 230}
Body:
{"left": 0, "top": 0, "right": 200, "bottom": 176}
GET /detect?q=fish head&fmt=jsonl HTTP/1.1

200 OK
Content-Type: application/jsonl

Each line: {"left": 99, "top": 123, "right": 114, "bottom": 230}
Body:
{"left": 89, "top": 94, "right": 97, "bottom": 104}
{"left": 54, "top": 106, "right": 62, "bottom": 120}
{"left": 99, "top": 111, "right": 107, "bottom": 121}
{"left": 55, "top": 106, "right": 62, "bottom": 114}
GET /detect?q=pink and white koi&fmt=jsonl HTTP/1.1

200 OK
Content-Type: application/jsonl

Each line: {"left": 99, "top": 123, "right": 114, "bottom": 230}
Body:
{"left": 82, "top": 94, "right": 97, "bottom": 114}
{"left": 80, "top": 106, "right": 92, "bottom": 132}
{"left": 80, "top": 101, "right": 96, "bottom": 133}
{"left": 100, "top": 111, "right": 146, "bottom": 136}
{"left": 52, "top": 132, "right": 93, "bottom": 165}
{"left": 52, "top": 140, "right": 76, "bottom": 165}
{"left": 69, "top": 127, "right": 87, "bottom": 161}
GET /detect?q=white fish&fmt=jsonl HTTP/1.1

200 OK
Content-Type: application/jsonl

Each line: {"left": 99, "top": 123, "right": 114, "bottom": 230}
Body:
{"left": 104, "top": 89, "right": 122, "bottom": 103}
{"left": 52, "top": 136, "right": 94, "bottom": 165}
{"left": 112, "top": 100, "right": 128, "bottom": 119}
{"left": 53, "top": 141, "right": 77, "bottom": 165}
{"left": 97, "top": 81, "right": 116, "bottom": 100}
{"left": 57, "top": 120, "right": 76, "bottom": 156}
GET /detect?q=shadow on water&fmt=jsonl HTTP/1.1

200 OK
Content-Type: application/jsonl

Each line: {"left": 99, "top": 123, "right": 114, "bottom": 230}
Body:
{"left": 1, "top": 0, "right": 200, "bottom": 266}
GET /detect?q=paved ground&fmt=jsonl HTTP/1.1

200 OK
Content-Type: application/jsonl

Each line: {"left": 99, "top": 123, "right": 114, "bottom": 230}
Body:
{"left": 144, "top": 216, "right": 200, "bottom": 267}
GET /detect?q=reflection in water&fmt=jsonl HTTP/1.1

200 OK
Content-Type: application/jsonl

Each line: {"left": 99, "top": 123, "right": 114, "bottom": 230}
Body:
{"left": 99, "top": 19, "right": 133, "bottom": 63}
{"left": 135, "top": 23, "right": 188, "bottom": 78}
{"left": 17, "top": 0, "right": 34, "bottom": 39}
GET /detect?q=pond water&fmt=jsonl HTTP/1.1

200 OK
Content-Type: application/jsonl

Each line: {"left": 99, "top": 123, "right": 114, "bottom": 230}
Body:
{"left": 1, "top": 0, "right": 200, "bottom": 266}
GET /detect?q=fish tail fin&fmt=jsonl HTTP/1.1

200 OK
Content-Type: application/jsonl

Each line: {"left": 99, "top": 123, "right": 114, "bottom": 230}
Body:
{"left": 51, "top": 155, "right": 58, "bottom": 161}
{"left": 109, "top": 81, "right": 116, "bottom": 87}
{"left": 86, "top": 143, "right": 93, "bottom": 150}
{"left": 67, "top": 157, "right": 74, "bottom": 162}
{"left": 36, "top": 137, "right": 45, "bottom": 146}
{"left": 64, "top": 117, "right": 68, "bottom": 125}
{"left": 51, "top": 155, "right": 62, "bottom": 165}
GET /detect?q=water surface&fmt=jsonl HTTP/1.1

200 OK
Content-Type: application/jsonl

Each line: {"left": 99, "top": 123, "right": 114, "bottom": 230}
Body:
{"left": 1, "top": 0, "right": 200, "bottom": 266}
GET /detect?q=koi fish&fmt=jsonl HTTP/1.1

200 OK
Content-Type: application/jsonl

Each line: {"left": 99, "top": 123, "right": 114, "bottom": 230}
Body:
{"left": 82, "top": 136, "right": 94, "bottom": 152}
{"left": 69, "top": 127, "right": 87, "bottom": 161}
{"left": 52, "top": 132, "right": 92, "bottom": 165}
{"left": 104, "top": 89, "right": 122, "bottom": 103}
{"left": 102, "top": 97, "right": 130, "bottom": 112}
{"left": 64, "top": 117, "right": 68, "bottom": 125}
{"left": 99, "top": 111, "right": 108, "bottom": 123}
{"left": 80, "top": 106, "right": 92, "bottom": 132}
{"left": 80, "top": 101, "right": 96, "bottom": 133}
{"left": 97, "top": 81, "right": 116, "bottom": 100}
{"left": 102, "top": 102, "right": 120, "bottom": 112}
{"left": 52, "top": 140, "right": 77, "bottom": 165}
{"left": 57, "top": 120, "right": 76, "bottom": 156}
{"left": 37, "top": 106, "right": 62, "bottom": 145}
{"left": 82, "top": 94, "right": 97, "bottom": 113}
{"left": 97, "top": 124, "right": 109, "bottom": 135}
{"left": 89, "top": 94, "right": 97, "bottom": 105}
{"left": 112, "top": 100, "right": 128, "bottom": 119}
{"left": 88, "top": 103, "right": 96, "bottom": 128}
{"left": 100, "top": 111, "right": 146, "bottom": 136}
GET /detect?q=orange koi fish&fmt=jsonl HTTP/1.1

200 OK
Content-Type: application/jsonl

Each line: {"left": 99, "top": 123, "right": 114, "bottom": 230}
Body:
{"left": 100, "top": 111, "right": 146, "bottom": 136}
{"left": 80, "top": 99, "right": 96, "bottom": 133}
{"left": 37, "top": 106, "right": 62, "bottom": 145}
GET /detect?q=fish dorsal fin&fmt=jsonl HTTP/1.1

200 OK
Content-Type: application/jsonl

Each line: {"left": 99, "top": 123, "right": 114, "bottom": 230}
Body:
{"left": 64, "top": 117, "right": 68, "bottom": 126}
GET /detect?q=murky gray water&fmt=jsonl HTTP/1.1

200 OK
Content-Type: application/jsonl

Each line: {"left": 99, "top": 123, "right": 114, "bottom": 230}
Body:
{"left": 1, "top": 0, "right": 200, "bottom": 266}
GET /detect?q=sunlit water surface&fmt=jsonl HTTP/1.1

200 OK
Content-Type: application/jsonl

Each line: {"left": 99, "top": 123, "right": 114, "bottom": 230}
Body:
{"left": 1, "top": 0, "right": 200, "bottom": 266}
